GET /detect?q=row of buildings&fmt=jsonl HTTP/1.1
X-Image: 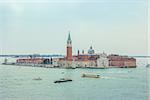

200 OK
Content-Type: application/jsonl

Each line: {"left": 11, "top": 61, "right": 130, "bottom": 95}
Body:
{"left": 16, "top": 32, "right": 136, "bottom": 68}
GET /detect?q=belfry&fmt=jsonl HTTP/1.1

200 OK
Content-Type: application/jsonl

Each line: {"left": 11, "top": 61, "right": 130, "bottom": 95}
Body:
{"left": 66, "top": 32, "right": 73, "bottom": 61}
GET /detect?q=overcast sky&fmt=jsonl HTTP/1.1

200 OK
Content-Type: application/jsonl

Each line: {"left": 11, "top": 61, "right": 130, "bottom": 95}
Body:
{"left": 0, "top": 0, "right": 149, "bottom": 56}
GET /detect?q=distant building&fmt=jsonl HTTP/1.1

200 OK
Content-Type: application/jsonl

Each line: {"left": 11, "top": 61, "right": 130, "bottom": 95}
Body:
{"left": 108, "top": 54, "right": 136, "bottom": 68}
{"left": 97, "top": 53, "right": 109, "bottom": 68}
{"left": 58, "top": 32, "right": 113, "bottom": 68}
{"left": 16, "top": 58, "right": 51, "bottom": 64}
{"left": 57, "top": 32, "right": 136, "bottom": 68}
{"left": 15, "top": 31, "right": 136, "bottom": 68}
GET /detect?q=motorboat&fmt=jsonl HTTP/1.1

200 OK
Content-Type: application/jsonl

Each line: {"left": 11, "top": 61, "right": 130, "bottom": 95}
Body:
{"left": 82, "top": 73, "right": 100, "bottom": 78}
{"left": 54, "top": 78, "right": 72, "bottom": 83}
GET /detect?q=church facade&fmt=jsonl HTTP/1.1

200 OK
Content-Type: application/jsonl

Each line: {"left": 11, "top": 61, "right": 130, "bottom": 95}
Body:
{"left": 57, "top": 32, "right": 109, "bottom": 68}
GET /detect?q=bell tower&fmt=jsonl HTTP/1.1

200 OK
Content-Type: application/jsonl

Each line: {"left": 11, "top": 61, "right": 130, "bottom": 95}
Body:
{"left": 66, "top": 31, "right": 72, "bottom": 61}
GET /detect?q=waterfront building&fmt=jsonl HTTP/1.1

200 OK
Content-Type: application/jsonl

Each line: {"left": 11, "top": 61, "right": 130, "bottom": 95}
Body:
{"left": 58, "top": 32, "right": 110, "bottom": 68}
{"left": 16, "top": 58, "right": 50, "bottom": 64}
{"left": 108, "top": 54, "right": 136, "bottom": 68}
{"left": 97, "top": 52, "right": 109, "bottom": 68}
{"left": 14, "top": 31, "right": 136, "bottom": 68}
{"left": 57, "top": 32, "right": 135, "bottom": 68}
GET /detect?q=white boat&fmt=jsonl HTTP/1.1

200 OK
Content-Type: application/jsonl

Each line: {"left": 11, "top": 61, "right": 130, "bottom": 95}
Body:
{"left": 82, "top": 74, "right": 100, "bottom": 78}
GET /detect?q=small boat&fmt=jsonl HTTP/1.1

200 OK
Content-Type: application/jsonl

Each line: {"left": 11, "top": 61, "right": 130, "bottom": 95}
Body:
{"left": 82, "top": 74, "right": 100, "bottom": 78}
{"left": 2, "top": 62, "right": 15, "bottom": 65}
{"left": 33, "top": 77, "right": 42, "bottom": 80}
{"left": 54, "top": 78, "right": 72, "bottom": 83}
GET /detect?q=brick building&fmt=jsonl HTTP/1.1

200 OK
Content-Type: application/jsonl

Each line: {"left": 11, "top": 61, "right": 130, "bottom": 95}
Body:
{"left": 108, "top": 54, "right": 136, "bottom": 68}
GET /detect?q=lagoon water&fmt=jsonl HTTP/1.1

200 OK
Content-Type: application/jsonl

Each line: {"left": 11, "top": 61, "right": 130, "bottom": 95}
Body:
{"left": 0, "top": 58, "right": 149, "bottom": 100}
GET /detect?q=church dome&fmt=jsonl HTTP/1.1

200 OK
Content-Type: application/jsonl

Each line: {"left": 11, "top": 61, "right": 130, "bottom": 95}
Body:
{"left": 88, "top": 46, "right": 95, "bottom": 54}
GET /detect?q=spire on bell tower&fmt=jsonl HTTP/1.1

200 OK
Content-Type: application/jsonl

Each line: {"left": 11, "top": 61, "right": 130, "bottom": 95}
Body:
{"left": 67, "top": 31, "right": 72, "bottom": 47}
{"left": 68, "top": 31, "right": 71, "bottom": 41}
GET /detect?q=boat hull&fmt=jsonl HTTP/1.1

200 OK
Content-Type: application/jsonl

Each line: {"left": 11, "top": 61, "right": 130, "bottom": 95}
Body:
{"left": 54, "top": 79, "right": 72, "bottom": 83}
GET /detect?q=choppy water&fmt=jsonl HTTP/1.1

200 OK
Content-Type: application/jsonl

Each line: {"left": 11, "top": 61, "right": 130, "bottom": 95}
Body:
{"left": 0, "top": 58, "right": 149, "bottom": 100}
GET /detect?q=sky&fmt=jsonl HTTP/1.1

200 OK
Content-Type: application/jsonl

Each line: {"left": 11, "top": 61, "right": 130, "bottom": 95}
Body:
{"left": 0, "top": 0, "right": 149, "bottom": 56}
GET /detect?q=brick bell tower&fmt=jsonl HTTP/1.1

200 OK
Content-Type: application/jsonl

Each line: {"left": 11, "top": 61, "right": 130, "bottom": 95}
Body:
{"left": 66, "top": 32, "right": 73, "bottom": 61}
